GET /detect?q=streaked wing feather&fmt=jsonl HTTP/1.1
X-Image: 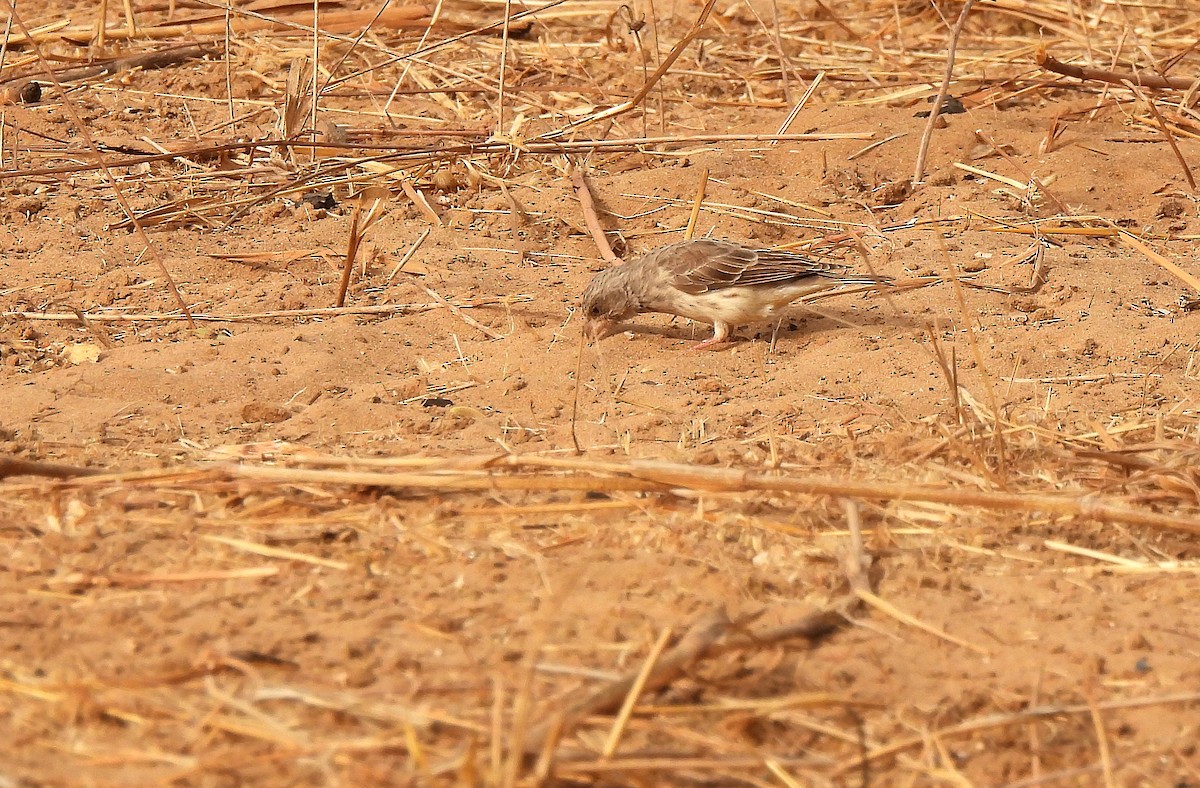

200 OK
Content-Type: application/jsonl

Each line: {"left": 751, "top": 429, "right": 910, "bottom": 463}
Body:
{"left": 657, "top": 240, "right": 847, "bottom": 294}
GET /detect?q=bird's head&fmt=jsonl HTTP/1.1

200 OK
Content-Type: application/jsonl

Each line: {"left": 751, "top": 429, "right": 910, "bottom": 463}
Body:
{"left": 579, "top": 267, "right": 640, "bottom": 340}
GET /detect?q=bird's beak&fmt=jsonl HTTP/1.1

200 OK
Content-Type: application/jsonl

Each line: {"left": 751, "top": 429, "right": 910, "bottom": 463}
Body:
{"left": 584, "top": 317, "right": 616, "bottom": 341}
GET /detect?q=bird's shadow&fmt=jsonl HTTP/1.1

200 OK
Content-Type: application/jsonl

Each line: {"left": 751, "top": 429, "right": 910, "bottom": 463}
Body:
{"left": 604, "top": 306, "right": 928, "bottom": 347}
{"left": 482, "top": 302, "right": 927, "bottom": 348}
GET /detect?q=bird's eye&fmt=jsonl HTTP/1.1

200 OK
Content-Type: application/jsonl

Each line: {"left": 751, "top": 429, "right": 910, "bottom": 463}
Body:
{"left": 588, "top": 305, "right": 601, "bottom": 316}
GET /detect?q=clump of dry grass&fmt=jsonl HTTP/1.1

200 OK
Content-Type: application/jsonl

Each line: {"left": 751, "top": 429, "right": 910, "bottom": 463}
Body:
{"left": 4, "top": 401, "right": 1199, "bottom": 782}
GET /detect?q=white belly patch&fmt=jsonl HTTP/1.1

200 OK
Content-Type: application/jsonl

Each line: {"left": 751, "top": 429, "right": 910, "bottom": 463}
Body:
{"left": 665, "top": 283, "right": 828, "bottom": 326}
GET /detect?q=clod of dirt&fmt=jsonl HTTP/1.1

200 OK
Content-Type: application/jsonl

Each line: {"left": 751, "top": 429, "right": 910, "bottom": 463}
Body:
{"left": 241, "top": 403, "right": 292, "bottom": 423}
{"left": 8, "top": 195, "right": 47, "bottom": 218}
{"left": 64, "top": 344, "right": 103, "bottom": 365}
{"left": 1155, "top": 197, "right": 1186, "bottom": 219}
{"left": 962, "top": 254, "right": 990, "bottom": 273}
{"left": 914, "top": 94, "right": 966, "bottom": 117}
{"left": 874, "top": 179, "right": 913, "bottom": 206}
{"left": 432, "top": 170, "right": 462, "bottom": 192}
{"left": 1, "top": 80, "right": 41, "bottom": 105}
{"left": 301, "top": 191, "right": 337, "bottom": 210}
{"left": 1010, "top": 296, "right": 1041, "bottom": 313}
{"left": 816, "top": 167, "right": 869, "bottom": 202}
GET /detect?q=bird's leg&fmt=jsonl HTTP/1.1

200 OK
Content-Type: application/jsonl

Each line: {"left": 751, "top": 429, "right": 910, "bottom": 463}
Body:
{"left": 688, "top": 321, "right": 736, "bottom": 351}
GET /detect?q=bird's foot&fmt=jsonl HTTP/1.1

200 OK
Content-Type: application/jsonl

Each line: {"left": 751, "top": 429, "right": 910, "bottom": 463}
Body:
{"left": 687, "top": 336, "right": 741, "bottom": 351}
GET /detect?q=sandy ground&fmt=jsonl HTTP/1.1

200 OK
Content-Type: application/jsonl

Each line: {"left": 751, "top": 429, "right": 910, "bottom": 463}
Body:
{"left": 1, "top": 1, "right": 1199, "bottom": 785}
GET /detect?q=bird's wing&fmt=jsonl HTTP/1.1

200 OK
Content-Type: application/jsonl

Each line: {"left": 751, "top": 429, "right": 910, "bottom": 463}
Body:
{"left": 654, "top": 240, "right": 848, "bottom": 294}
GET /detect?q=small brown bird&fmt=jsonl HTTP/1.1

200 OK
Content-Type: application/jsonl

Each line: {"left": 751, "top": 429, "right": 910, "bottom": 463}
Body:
{"left": 580, "top": 239, "right": 889, "bottom": 349}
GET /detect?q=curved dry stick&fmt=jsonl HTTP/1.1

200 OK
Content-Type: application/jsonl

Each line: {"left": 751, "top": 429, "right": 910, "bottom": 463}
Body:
{"left": 1135, "top": 86, "right": 1197, "bottom": 190}
{"left": 66, "top": 5, "right": 431, "bottom": 43}
{"left": 39, "top": 459, "right": 1200, "bottom": 537}
{"left": 0, "top": 457, "right": 104, "bottom": 480}
{"left": 570, "top": 163, "right": 621, "bottom": 265}
{"left": 0, "top": 132, "right": 863, "bottom": 182}
{"left": 520, "top": 559, "right": 870, "bottom": 766}
{"left": 191, "top": 458, "right": 1200, "bottom": 537}
{"left": 503, "top": 502, "right": 872, "bottom": 773}
{"left": 1037, "top": 49, "right": 1198, "bottom": 90}
{"left": 519, "top": 608, "right": 734, "bottom": 758}
{"left": 0, "top": 43, "right": 209, "bottom": 87}
{"left": 912, "top": 0, "right": 976, "bottom": 186}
